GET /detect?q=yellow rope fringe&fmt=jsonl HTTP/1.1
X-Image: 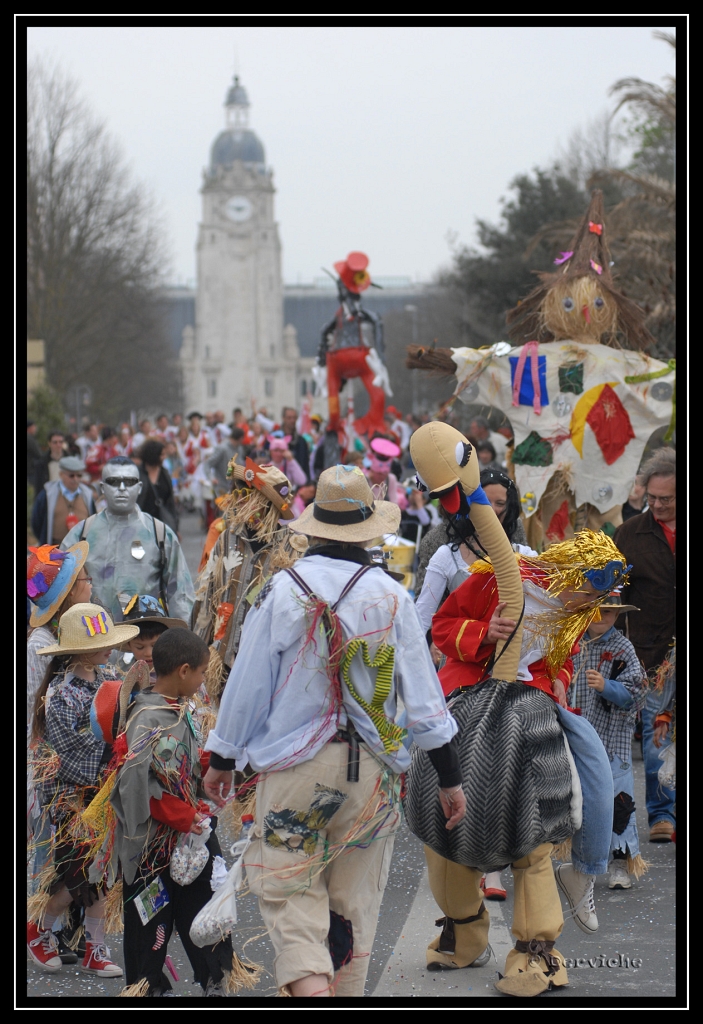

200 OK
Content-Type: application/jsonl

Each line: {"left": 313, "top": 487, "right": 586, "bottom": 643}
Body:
{"left": 105, "top": 879, "right": 124, "bottom": 935}
{"left": 551, "top": 838, "right": 572, "bottom": 863}
{"left": 627, "top": 853, "right": 650, "bottom": 880}
{"left": 27, "top": 860, "right": 60, "bottom": 924}
{"left": 204, "top": 645, "right": 226, "bottom": 703}
{"left": 119, "top": 978, "right": 150, "bottom": 998}
{"left": 61, "top": 921, "right": 85, "bottom": 951}
{"left": 219, "top": 785, "right": 257, "bottom": 836}
{"left": 223, "top": 951, "right": 263, "bottom": 994}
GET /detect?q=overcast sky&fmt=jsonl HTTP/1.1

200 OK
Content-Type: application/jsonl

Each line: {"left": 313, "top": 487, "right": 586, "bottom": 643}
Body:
{"left": 25, "top": 22, "right": 677, "bottom": 287}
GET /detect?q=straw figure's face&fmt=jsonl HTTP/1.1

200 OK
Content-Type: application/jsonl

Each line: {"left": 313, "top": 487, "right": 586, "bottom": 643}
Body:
{"left": 541, "top": 276, "right": 619, "bottom": 343}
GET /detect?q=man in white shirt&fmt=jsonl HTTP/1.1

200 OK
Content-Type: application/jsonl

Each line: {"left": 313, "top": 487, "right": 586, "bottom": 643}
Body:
{"left": 204, "top": 465, "right": 465, "bottom": 998}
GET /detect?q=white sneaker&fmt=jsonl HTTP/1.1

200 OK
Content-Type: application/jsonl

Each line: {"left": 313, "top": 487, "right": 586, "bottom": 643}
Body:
{"left": 555, "top": 863, "right": 599, "bottom": 934}
{"left": 608, "top": 860, "right": 632, "bottom": 889}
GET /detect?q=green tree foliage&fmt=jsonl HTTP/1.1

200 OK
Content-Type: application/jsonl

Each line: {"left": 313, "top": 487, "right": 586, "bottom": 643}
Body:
{"left": 27, "top": 383, "right": 67, "bottom": 447}
{"left": 27, "top": 59, "right": 182, "bottom": 425}
{"left": 441, "top": 168, "right": 589, "bottom": 347}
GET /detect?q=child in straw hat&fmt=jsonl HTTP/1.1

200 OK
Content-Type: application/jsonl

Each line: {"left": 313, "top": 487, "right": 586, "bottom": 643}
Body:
{"left": 27, "top": 603, "right": 139, "bottom": 979}
{"left": 566, "top": 592, "right": 648, "bottom": 892}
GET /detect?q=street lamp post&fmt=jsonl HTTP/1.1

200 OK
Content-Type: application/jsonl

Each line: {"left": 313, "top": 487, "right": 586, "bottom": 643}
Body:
{"left": 405, "top": 305, "right": 418, "bottom": 415}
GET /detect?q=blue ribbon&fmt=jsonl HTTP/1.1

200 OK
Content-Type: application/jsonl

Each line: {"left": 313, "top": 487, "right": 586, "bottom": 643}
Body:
{"left": 465, "top": 484, "right": 491, "bottom": 506}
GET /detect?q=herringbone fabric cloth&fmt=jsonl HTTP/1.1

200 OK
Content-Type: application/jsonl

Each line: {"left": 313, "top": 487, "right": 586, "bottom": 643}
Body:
{"left": 403, "top": 680, "right": 574, "bottom": 871}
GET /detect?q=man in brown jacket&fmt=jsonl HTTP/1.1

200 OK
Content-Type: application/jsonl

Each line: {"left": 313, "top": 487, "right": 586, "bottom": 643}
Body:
{"left": 613, "top": 447, "right": 676, "bottom": 842}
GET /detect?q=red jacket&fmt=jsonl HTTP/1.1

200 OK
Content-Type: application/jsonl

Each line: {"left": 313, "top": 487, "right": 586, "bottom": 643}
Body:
{"left": 432, "top": 569, "right": 575, "bottom": 702}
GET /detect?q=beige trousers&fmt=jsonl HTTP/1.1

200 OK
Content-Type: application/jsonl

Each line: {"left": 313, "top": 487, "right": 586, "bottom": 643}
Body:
{"left": 244, "top": 742, "right": 400, "bottom": 996}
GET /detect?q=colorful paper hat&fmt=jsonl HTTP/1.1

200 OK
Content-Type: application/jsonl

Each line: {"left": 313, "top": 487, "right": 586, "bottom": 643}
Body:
{"left": 333, "top": 251, "right": 371, "bottom": 294}
{"left": 369, "top": 436, "right": 401, "bottom": 459}
{"left": 27, "top": 542, "right": 90, "bottom": 628}
{"left": 227, "top": 456, "right": 295, "bottom": 519}
{"left": 122, "top": 593, "right": 188, "bottom": 631}
{"left": 36, "top": 602, "right": 140, "bottom": 656}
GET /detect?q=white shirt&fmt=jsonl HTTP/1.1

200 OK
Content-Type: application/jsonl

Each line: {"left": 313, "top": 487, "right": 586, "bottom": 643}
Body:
{"left": 206, "top": 554, "right": 458, "bottom": 774}
{"left": 415, "top": 541, "right": 537, "bottom": 634}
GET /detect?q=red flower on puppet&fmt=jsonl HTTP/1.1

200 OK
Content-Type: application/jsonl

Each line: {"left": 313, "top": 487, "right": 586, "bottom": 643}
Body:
{"left": 588, "top": 222, "right": 603, "bottom": 236}
{"left": 334, "top": 251, "right": 371, "bottom": 294}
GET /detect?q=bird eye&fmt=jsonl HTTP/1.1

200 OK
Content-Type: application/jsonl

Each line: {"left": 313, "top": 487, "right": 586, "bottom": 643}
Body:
{"left": 415, "top": 473, "right": 428, "bottom": 492}
{"left": 562, "top": 297, "right": 575, "bottom": 312}
{"left": 594, "top": 297, "right": 604, "bottom": 309}
{"left": 455, "top": 441, "right": 472, "bottom": 467}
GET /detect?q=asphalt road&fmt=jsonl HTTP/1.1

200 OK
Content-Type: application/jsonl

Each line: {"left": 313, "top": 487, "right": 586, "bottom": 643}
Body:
{"left": 25, "top": 507, "right": 680, "bottom": 1004}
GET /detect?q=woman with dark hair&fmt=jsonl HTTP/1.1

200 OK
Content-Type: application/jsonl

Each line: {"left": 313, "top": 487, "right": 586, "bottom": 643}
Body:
{"left": 414, "top": 467, "right": 536, "bottom": 903}
{"left": 415, "top": 468, "right": 534, "bottom": 635}
{"left": 137, "top": 439, "right": 179, "bottom": 535}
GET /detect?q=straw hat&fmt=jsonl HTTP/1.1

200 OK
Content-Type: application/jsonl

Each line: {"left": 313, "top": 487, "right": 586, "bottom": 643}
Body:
{"left": 37, "top": 602, "right": 140, "bottom": 656}
{"left": 27, "top": 542, "right": 90, "bottom": 628}
{"left": 90, "top": 660, "right": 150, "bottom": 744}
{"left": 122, "top": 593, "right": 188, "bottom": 631}
{"left": 289, "top": 464, "right": 400, "bottom": 543}
{"left": 598, "top": 591, "right": 640, "bottom": 614}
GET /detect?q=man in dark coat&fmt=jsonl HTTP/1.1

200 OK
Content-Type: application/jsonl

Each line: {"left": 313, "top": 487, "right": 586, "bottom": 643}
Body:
{"left": 614, "top": 447, "right": 676, "bottom": 842}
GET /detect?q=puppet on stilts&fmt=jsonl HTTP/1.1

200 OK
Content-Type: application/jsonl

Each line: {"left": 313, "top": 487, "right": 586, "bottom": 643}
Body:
{"left": 404, "top": 421, "right": 630, "bottom": 996}
{"left": 314, "top": 252, "right": 392, "bottom": 469}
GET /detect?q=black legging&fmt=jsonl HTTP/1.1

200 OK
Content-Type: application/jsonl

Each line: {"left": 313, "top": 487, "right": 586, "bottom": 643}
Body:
{"left": 122, "top": 832, "right": 233, "bottom": 994}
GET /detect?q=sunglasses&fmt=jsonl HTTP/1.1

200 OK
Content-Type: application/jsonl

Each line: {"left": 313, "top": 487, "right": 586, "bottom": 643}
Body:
{"left": 103, "top": 478, "right": 140, "bottom": 487}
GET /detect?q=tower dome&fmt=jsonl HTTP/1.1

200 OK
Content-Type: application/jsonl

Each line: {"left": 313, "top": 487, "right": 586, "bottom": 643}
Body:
{"left": 209, "top": 75, "right": 265, "bottom": 174}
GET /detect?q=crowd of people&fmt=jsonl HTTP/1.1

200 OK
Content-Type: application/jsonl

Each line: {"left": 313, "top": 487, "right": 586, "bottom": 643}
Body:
{"left": 26, "top": 398, "right": 676, "bottom": 1000}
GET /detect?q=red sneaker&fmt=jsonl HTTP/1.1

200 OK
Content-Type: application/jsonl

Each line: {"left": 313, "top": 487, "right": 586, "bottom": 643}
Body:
{"left": 81, "top": 942, "right": 123, "bottom": 978}
{"left": 27, "top": 922, "right": 62, "bottom": 973}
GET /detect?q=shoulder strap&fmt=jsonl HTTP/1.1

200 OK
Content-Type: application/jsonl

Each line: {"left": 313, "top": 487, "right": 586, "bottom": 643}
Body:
{"left": 285, "top": 564, "right": 373, "bottom": 611}
{"left": 151, "top": 514, "right": 169, "bottom": 613}
{"left": 79, "top": 513, "right": 98, "bottom": 541}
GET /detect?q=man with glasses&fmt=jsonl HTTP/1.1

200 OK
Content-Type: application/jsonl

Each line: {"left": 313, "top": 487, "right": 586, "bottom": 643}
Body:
{"left": 31, "top": 456, "right": 95, "bottom": 545}
{"left": 60, "top": 457, "right": 194, "bottom": 625}
{"left": 614, "top": 447, "right": 676, "bottom": 843}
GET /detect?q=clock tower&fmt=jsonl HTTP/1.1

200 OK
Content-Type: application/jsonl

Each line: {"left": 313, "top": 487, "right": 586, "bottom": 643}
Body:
{"left": 182, "top": 75, "right": 300, "bottom": 416}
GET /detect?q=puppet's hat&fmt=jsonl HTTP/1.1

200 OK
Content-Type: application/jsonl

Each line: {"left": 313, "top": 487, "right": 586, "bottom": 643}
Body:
{"left": 333, "top": 252, "right": 371, "bottom": 294}
{"left": 553, "top": 190, "right": 614, "bottom": 286}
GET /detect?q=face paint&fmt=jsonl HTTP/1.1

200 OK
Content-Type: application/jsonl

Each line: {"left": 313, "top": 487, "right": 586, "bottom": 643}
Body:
{"left": 102, "top": 465, "right": 141, "bottom": 516}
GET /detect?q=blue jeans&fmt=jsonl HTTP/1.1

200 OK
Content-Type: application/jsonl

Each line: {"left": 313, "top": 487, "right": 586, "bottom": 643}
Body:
{"left": 641, "top": 692, "right": 676, "bottom": 827}
{"left": 610, "top": 755, "right": 640, "bottom": 858}
{"left": 555, "top": 706, "right": 614, "bottom": 876}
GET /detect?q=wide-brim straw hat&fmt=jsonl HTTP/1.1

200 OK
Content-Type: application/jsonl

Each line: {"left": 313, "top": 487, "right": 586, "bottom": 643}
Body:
{"left": 37, "top": 602, "right": 140, "bottom": 656}
{"left": 289, "top": 464, "right": 401, "bottom": 543}
{"left": 28, "top": 542, "right": 90, "bottom": 628}
{"left": 90, "top": 661, "right": 150, "bottom": 744}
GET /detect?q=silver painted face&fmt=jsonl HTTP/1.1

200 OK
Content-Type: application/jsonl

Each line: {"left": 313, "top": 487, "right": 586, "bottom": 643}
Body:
{"left": 101, "top": 464, "right": 142, "bottom": 515}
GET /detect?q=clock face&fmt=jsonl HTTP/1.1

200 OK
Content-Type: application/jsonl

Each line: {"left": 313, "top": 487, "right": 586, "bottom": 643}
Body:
{"left": 225, "top": 196, "right": 253, "bottom": 222}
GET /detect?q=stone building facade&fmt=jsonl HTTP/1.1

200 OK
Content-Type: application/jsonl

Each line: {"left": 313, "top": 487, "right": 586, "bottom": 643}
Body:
{"left": 180, "top": 75, "right": 313, "bottom": 415}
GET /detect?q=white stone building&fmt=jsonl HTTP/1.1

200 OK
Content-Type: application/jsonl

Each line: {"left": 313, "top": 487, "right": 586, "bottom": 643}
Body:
{"left": 180, "top": 75, "right": 313, "bottom": 415}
